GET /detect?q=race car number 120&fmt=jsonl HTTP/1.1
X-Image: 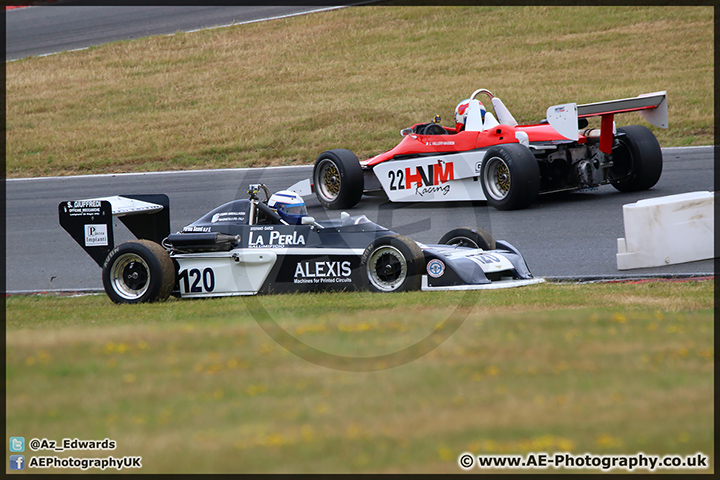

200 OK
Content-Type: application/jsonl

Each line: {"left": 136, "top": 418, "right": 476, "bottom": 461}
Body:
{"left": 178, "top": 268, "right": 215, "bottom": 293}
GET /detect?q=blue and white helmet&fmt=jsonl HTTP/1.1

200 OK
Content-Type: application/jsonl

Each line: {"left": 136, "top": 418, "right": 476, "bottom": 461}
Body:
{"left": 268, "top": 190, "right": 308, "bottom": 224}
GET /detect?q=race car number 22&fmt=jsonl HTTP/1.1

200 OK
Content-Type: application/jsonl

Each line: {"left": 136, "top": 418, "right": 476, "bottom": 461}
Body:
{"left": 178, "top": 268, "right": 215, "bottom": 293}
{"left": 387, "top": 169, "right": 404, "bottom": 190}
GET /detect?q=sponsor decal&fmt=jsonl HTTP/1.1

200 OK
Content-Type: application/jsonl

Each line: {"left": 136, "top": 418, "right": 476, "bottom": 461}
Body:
{"left": 426, "top": 259, "right": 445, "bottom": 278}
{"left": 70, "top": 200, "right": 101, "bottom": 208}
{"left": 416, "top": 184, "right": 450, "bottom": 197}
{"left": 211, "top": 211, "right": 246, "bottom": 223}
{"left": 249, "top": 230, "right": 306, "bottom": 248}
{"left": 387, "top": 160, "right": 454, "bottom": 196}
{"left": 84, "top": 224, "right": 108, "bottom": 246}
{"left": 182, "top": 225, "right": 212, "bottom": 233}
{"left": 554, "top": 106, "right": 566, "bottom": 113}
{"left": 65, "top": 200, "right": 102, "bottom": 216}
{"left": 294, "top": 260, "right": 352, "bottom": 284}
{"left": 425, "top": 140, "right": 455, "bottom": 146}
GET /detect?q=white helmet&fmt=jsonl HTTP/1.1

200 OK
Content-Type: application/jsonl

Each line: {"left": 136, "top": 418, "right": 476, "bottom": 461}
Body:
{"left": 454, "top": 98, "right": 486, "bottom": 130}
{"left": 268, "top": 190, "right": 308, "bottom": 224}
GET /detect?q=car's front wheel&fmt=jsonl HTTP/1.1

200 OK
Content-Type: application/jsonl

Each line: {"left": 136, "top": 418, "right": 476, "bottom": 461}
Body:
{"left": 313, "top": 149, "right": 364, "bottom": 209}
{"left": 102, "top": 240, "right": 176, "bottom": 304}
{"left": 480, "top": 144, "right": 540, "bottom": 210}
{"left": 361, "top": 235, "right": 424, "bottom": 292}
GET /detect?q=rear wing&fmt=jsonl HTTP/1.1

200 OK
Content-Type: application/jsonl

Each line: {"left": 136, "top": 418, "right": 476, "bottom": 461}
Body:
{"left": 546, "top": 91, "right": 667, "bottom": 153}
{"left": 59, "top": 194, "right": 170, "bottom": 267}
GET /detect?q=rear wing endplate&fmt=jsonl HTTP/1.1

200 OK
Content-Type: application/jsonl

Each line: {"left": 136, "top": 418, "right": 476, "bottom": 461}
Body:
{"left": 546, "top": 91, "right": 667, "bottom": 152}
{"left": 59, "top": 194, "right": 170, "bottom": 267}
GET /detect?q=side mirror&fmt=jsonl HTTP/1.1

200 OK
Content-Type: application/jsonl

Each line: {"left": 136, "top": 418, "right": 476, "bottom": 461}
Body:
{"left": 301, "top": 216, "right": 316, "bottom": 225}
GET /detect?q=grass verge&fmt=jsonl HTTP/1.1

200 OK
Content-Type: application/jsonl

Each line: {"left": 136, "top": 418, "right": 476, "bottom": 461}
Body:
{"left": 5, "top": 280, "right": 714, "bottom": 473}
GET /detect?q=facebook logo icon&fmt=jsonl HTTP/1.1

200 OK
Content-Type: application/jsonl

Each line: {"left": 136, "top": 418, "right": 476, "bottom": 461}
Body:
{"left": 9, "top": 455, "right": 25, "bottom": 470}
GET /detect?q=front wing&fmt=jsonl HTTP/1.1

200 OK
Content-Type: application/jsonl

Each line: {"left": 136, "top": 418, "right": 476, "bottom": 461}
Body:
{"left": 421, "top": 276, "right": 544, "bottom": 291}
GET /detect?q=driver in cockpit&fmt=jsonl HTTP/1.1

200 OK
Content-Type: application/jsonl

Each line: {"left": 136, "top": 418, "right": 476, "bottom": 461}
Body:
{"left": 453, "top": 98, "right": 486, "bottom": 132}
{"left": 267, "top": 190, "right": 308, "bottom": 225}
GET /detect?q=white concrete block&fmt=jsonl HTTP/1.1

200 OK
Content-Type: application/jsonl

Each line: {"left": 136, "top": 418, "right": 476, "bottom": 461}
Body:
{"left": 616, "top": 191, "right": 714, "bottom": 270}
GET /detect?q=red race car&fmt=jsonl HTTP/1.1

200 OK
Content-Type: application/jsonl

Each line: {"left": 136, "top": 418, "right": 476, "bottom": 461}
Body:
{"left": 311, "top": 88, "right": 667, "bottom": 210}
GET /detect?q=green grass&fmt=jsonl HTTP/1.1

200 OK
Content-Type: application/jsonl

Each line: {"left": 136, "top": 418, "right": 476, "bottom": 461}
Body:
{"left": 6, "top": 280, "right": 714, "bottom": 473}
{"left": 5, "top": 5, "right": 714, "bottom": 178}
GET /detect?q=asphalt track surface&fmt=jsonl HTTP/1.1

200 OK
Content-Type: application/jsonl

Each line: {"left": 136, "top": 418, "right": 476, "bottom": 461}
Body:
{"left": 5, "top": 147, "right": 715, "bottom": 293}
{"left": 5, "top": 2, "right": 354, "bottom": 61}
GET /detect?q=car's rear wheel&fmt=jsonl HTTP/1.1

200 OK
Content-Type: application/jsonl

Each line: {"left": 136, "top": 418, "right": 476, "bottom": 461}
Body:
{"left": 102, "top": 240, "right": 176, "bottom": 304}
{"left": 439, "top": 227, "right": 496, "bottom": 250}
{"left": 313, "top": 149, "right": 364, "bottom": 209}
{"left": 480, "top": 144, "right": 540, "bottom": 210}
{"left": 361, "top": 235, "right": 424, "bottom": 292}
{"left": 610, "top": 125, "right": 663, "bottom": 192}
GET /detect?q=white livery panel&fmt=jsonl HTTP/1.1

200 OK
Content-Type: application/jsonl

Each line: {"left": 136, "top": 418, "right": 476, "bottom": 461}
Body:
{"left": 174, "top": 250, "right": 277, "bottom": 297}
{"left": 372, "top": 150, "right": 489, "bottom": 202}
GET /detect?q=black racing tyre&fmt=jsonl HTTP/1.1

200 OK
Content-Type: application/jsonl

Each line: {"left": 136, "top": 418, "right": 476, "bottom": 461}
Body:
{"left": 102, "top": 240, "right": 176, "bottom": 304}
{"left": 313, "top": 149, "right": 364, "bottom": 209}
{"left": 361, "top": 234, "right": 425, "bottom": 293}
{"left": 610, "top": 125, "right": 663, "bottom": 192}
{"left": 480, "top": 144, "right": 540, "bottom": 210}
{"left": 439, "top": 227, "right": 496, "bottom": 250}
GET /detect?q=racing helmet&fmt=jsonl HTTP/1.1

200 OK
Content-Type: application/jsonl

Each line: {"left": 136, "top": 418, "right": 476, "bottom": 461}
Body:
{"left": 454, "top": 98, "right": 486, "bottom": 130}
{"left": 268, "top": 190, "right": 308, "bottom": 225}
